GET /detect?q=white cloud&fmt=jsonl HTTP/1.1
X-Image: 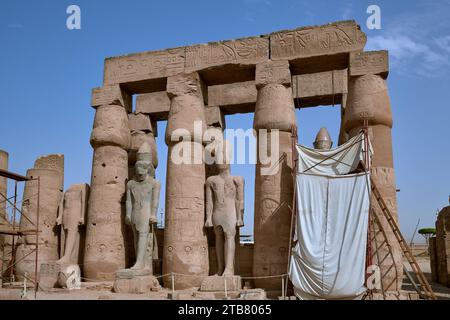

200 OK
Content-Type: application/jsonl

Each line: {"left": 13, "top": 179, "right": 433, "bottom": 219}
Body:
{"left": 365, "top": 2, "right": 450, "bottom": 77}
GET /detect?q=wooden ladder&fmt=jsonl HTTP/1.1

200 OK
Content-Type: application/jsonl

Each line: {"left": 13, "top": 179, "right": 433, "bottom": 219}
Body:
{"left": 370, "top": 177, "right": 437, "bottom": 300}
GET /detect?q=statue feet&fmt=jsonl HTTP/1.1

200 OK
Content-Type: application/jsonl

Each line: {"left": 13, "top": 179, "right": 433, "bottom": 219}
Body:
{"left": 222, "top": 268, "right": 234, "bottom": 276}
{"left": 130, "top": 263, "right": 145, "bottom": 270}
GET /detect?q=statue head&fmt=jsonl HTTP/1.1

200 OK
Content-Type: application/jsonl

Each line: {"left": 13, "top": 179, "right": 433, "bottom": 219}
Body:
{"left": 135, "top": 142, "right": 153, "bottom": 181}
{"left": 313, "top": 127, "right": 333, "bottom": 150}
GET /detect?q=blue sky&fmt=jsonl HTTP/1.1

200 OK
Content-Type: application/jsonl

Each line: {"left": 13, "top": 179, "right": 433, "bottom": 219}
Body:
{"left": 0, "top": 0, "right": 449, "bottom": 242}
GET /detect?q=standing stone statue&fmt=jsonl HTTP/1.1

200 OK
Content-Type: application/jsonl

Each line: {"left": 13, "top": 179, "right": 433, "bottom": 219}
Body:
{"left": 114, "top": 142, "right": 161, "bottom": 293}
{"left": 125, "top": 142, "right": 160, "bottom": 272}
{"left": 204, "top": 144, "right": 244, "bottom": 276}
{"left": 56, "top": 183, "right": 89, "bottom": 265}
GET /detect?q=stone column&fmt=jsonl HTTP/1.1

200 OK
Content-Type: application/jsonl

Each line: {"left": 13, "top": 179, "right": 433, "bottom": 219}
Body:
{"left": 84, "top": 85, "right": 131, "bottom": 280}
{"left": 252, "top": 60, "right": 297, "bottom": 290}
{"left": 343, "top": 73, "right": 403, "bottom": 292}
{"left": 163, "top": 72, "right": 209, "bottom": 289}
{"left": 0, "top": 150, "right": 8, "bottom": 278}
{"left": 15, "top": 154, "right": 64, "bottom": 281}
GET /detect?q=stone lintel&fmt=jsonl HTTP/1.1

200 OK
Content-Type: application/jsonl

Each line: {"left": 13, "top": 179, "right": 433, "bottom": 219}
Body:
{"left": 292, "top": 69, "right": 348, "bottom": 106}
{"left": 103, "top": 47, "right": 185, "bottom": 87}
{"left": 136, "top": 70, "right": 348, "bottom": 118}
{"left": 270, "top": 20, "right": 366, "bottom": 61}
{"left": 91, "top": 85, "right": 132, "bottom": 112}
{"left": 185, "top": 36, "right": 269, "bottom": 73}
{"left": 349, "top": 50, "right": 389, "bottom": 78}
{"left": 102, "top": 21, "right": 366, "bottom": 90}
{"left": 136, "top": 92, "right": 170, "bottom": 121}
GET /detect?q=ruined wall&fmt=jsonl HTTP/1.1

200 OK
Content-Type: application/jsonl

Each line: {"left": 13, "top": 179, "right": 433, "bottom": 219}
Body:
{"left": 435, "top": 207, "right": 450, "bottom": 287}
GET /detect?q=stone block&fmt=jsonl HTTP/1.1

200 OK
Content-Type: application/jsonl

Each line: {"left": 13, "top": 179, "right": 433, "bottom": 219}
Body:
{"left": 270, "top": 20, "right": 366, "bottom": 60}
{"left": 113, "top": 270, "right": 160, "bottom": 294}
{"left": 200, "top": 275, "right": 241, "bottom": 292}
{"left": 208, "top": 81, "right": 257, "bottom": 109}
{"left": 103, "top": 47, "right": 185, "bottom": 86}
{"left": 39, "top": 262, "right": 60, "bottom": 290}
{"left": 255, "top": 60, "right": 290, "bottom": 87}
{"left": 128, "top": 113, "right": 153, "bottom": 133}
{"left": 185, "top": 36, "right": 269, "bottom": 72}
{"left": 294, "top": 69, "right": 348, "bottom": 98}
{"left": 239, "top": 289, "right": 267, "bottom": 300}
{"left": 136, "top": 92, "right": 170, "bottom": 120}
{"left": 350, "top": 50, "right": 388, "bottom": 78}
{"left": 91, "top": 85, "right": 132, "bottom": 112}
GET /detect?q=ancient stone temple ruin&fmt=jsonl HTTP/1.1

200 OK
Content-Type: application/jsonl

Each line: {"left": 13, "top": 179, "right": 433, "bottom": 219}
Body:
{"left": 1, "top": 20, "right": 407, "bottom": 299}
{"left": 84, "top": 20, "right": 401, "bottom": 293}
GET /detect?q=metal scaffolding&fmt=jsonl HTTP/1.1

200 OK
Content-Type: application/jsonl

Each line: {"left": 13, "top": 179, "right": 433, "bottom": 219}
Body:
{"left": 0, "top": 168, "right": 40, "bottom": 299}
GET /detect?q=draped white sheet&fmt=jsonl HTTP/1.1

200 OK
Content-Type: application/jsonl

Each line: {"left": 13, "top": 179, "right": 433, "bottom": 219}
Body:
{"left": 289, "top": 172, "right": 370, "bottom": 300}
{"left": 296, "top": 132, "right": 371, "bottom": 175}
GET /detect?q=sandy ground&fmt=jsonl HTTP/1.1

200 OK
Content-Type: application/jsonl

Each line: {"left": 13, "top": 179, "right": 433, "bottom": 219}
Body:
{"left": 401, "top": 244, "right": 450, "bottom": 300}
{"left": 1, "top": 244, "right": 449, "bottom": 300}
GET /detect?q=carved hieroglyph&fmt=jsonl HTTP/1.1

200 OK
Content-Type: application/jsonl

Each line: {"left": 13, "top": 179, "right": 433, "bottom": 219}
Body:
{"left": 253, "top": 60, "right": 296, "bottom": 290}
{"left": 349, "top": 50, "right": 388, "bottom": 78}
{"left": 84, "top": 86, "right": 131, "bottom": 281}
{"left": 104, "top": 47, "right": 185, "bottom": 86}
{"left": 343, "top": 74, "right": 403, "bottom": 292}
{"left": 15, "top": 154, "right": 64, "bottom": 281}
{"left": 163, "top": 72, "right": 209, "bottom": 289}
{"left": 270, "top": 20, "right": 366, "bottom": 60}
{"left": 102, "top": 20, "right": 364, "bottom": 87}
{"left": 185, "top": 36, "right": 269, "bottom": 72}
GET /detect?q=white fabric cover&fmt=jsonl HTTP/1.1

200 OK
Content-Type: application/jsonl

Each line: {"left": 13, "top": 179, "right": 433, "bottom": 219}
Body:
{"left": 289, "top": 173, "right": 370, "bottom": 300}
{"left": 296, "top": 132, "right": 371, "bottom": 175}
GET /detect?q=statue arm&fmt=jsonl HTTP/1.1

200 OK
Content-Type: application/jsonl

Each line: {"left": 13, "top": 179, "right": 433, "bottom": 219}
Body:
{"left": 234, "top": 177, "right": 244, "bottom": 227}
{"left": 205, "top": 179, "right": 213, "bottom": 227}
{"left": 151, "top": 180, "right": 160, "bottom": 224}
{"left": 56, "top": 192, "right": 64, "bottom": 226}
{"left": 125, "top": 182, "right": 132, "bottom": 225}
{"left": 79, "top": 189, "right": 86, "bottom": 225}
